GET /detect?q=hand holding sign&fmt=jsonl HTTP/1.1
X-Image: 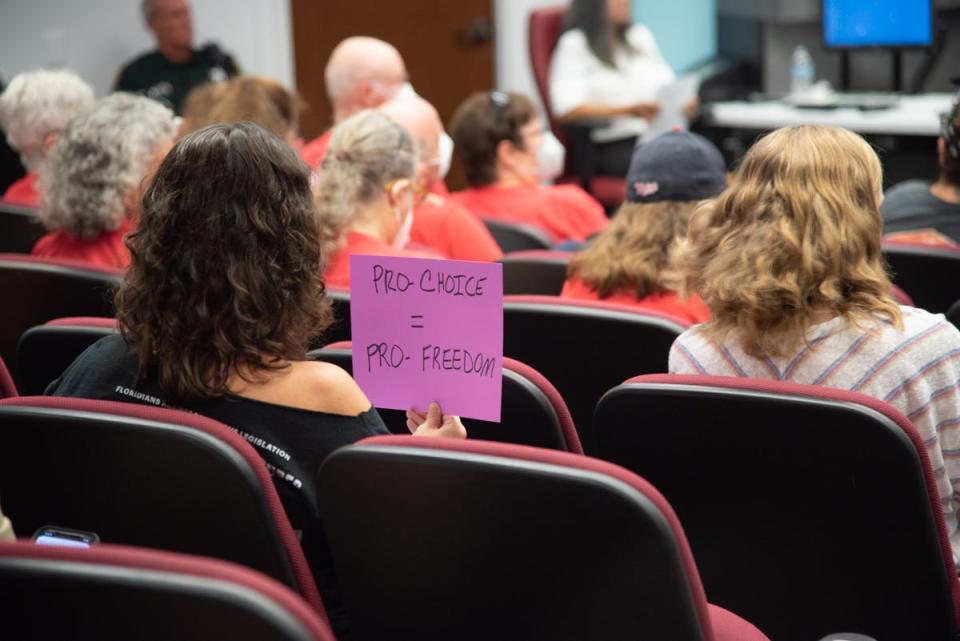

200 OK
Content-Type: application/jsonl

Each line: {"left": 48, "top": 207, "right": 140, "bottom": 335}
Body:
{"left": 406, "top": 403, "right": 468, "bottom": 438}
{"left": 350, "top": 255, "right": 504, "bottom": 422}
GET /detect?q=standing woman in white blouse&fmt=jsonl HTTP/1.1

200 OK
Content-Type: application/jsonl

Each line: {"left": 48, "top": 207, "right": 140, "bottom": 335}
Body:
{"left": 549, "top": 0, "right": 697, "bottom": 176}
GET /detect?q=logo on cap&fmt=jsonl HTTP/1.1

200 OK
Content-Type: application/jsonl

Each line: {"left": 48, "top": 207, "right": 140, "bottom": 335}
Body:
{"left": 633, "top": 181, "right": 660, "bottom": 197}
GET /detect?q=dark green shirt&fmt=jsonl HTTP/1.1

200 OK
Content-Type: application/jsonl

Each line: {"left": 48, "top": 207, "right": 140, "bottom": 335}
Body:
{"left": 113, "top": 44, "right": 239, "bottom": 114}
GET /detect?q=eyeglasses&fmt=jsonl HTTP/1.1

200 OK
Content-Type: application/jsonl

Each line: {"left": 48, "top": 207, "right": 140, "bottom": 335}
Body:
{"left": 385, "top": 178, "right": 429, "bottom": 205}
{"left": 489, "top": 91, "right": 510, "bottom": 120}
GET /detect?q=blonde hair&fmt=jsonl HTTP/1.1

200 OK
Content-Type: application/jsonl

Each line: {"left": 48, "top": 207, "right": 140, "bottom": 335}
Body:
{"left": 180, "top": 76, "right": 300, "bottom": 140}
{"left": 314, "top": 109, "right": 414, "bottom": 247}
{"left": 673, "top": 124, "right": 901, "bottom": 358}
{"left": 569, "top": 200, "right": 698, "bottom": 299}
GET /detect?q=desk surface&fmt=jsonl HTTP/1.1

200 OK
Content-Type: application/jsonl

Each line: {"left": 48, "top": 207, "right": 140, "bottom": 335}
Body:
{"left": 704, "top": 93, "right": 955, "bottom": 136}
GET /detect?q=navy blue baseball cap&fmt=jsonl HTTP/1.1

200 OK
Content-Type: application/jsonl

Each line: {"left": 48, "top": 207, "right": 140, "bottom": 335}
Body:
{"left": 626, "top": 131, "right": 727, "bottom": 203}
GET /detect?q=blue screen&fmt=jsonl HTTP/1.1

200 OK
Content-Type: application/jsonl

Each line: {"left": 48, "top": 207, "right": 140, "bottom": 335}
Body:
{"left": 824, "top": 0, "right": 932, "bottom": 47}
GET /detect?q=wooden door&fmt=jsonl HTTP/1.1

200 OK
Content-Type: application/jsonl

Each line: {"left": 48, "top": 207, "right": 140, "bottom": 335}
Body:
{"left": 291, "top": 0, "right": 495, "bottom": 140}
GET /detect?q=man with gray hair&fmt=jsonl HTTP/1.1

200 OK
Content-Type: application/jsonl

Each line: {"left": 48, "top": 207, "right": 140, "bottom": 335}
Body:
{"left": 300, "top": 36, "right": 409, "bottom": 170}
{"left": 114, "top": 0, "right": 238, "bottom": 114}
{"left": 0, "top": 69, "right": 94, "bottom": 207}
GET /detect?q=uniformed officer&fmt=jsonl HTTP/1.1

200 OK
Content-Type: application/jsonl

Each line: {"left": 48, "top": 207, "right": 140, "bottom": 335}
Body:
{"left": 114, "top": 0, "right": 239, "bottom": 114}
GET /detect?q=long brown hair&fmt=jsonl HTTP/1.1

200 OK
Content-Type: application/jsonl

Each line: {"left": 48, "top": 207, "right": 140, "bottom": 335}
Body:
{"left": 116, "top": 122, "right": 332, "bottom": 403}
{"left": 673, "top": 124, "right": 901, "bottom": 358}
{"left": 569, "top": 200, "right": 697, "bottom": 299}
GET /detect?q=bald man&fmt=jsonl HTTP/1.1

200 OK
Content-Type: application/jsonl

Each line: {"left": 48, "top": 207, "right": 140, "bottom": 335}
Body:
{"left": 300, "top": 36, "right": 408, "bottom": 170}
{"left": 380, "top": 95, "right": 502, "bottom": 262}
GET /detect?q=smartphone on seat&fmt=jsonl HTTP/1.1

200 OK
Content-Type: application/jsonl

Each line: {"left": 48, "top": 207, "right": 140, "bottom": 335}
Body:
{"left": 33, "top": 526, "right": 100, "bottom": 548}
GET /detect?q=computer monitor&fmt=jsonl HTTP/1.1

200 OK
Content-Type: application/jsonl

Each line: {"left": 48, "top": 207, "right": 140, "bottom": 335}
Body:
{"left": 823, "top": 0, "right": 933, "bottom": 48}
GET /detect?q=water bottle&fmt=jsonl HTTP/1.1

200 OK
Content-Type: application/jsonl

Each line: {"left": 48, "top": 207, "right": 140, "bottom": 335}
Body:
{"left": 790, "top": 45, "right": 815, "bottom": 96}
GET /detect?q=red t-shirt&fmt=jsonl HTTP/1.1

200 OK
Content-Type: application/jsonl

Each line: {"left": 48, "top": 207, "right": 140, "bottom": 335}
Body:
{"left": 449, "top": 183, "right": 608, "bottom": 244}
{"left": 325, "top": 231, "right": 438, "bottom": 289}
{"left": 300, "top": 130, "right": 332, "bottom": 171}
{"left": 410, "top": 196, "right": 503, "bottom": 262}
{"left": 32, "top": 218, "right": 135, "bottom": 270}
{"left": 561, "top": 275, "right": 711, "bottom": 325}
{"left": 3, "top": 172, "right": 39, "bottom": 207}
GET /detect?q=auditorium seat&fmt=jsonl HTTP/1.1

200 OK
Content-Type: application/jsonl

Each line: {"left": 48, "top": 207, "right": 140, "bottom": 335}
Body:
{"left": 310, "top": 342, "right": 581, "bottom": 452}
{"left": 482, "top": 218, "right": 553, "bottom": 252}
{"left": 0, "top": 397, "right": 326, "bottom": 616}
{"left": 0, "top": 254, "right": 121, "bottom": 380}
{"left": 312, "top": 287, "right": 351, "bottom": 347}
{"left": 17, "top": 316, "right": 118, "bottom": 395}
{"left": 0, "top": 202, "right": 44, "bottom": 254}
{"left": 503, "top": 295, "right": 689, "bottom": 452}
{"left": 528, "top": 5, "right": 626, "bottom": 209}
{"left": 947, "top": 298, "right": 960, "bottom": 329}
{"left": 882, "top": 241, "right": 960, "bottom": 313}
{"left": 500, "top": 250, "right": 571, "bottom": 295}
{"left": 0, "top": 542, "right": 336, "bottom": 641}
{"left": 317, "top": 435, "right": 770, "bottom": 641}
{"left": 0, "top": 355, "right": 16, "bottom": 398}
{"left": 594, "top": 374, "right": 960, "bottom": 641}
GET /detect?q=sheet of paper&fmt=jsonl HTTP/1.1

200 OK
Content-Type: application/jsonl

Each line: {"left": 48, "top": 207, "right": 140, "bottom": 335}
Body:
{"left": 642, "top": 75, "right": 700, "bottom": 143}
{"left": 350, "top": 255, "right": 504, "bottom": 422}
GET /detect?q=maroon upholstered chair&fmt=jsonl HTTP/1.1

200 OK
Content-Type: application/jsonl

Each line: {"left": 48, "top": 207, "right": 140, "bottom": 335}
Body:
{"left": 17, "top": 316, "right": 119, "bottom": 395}
{"left": 0, "top": 355, "right": 16, "bottom": 398}
{"left": 0, "top": 396, "right": 326, "bottom": 619}
{"left": 499, "top": 249, "right": 572, "bottom": 295}
{"left": 317, "top": 435, "right": 769, "bottom": 641}
{"left": 312, "top": 341, "right": 581, "bottom": 453}
{"left": 594, "top": 374, "right": 960, "bottom": 641}
{"left": 528, "top": 5, "right": 626, "bottom": 208}
{"left": 503, "top": 294, "right": 690, "bottom": 452}
{"left": 0, "top": 541, "right": 336, "bottom": 641}
{"left": 0, "top": 254, "right": 122, "bottom": 379}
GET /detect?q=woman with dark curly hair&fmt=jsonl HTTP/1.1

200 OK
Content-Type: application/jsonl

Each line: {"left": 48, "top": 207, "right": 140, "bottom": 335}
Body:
{"left": 46, "top": 122, "right": 465, "bottom": 589}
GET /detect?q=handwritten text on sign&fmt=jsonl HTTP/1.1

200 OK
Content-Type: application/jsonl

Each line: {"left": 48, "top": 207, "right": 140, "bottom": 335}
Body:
{"left": 350, "top": 255, "right": 503, "bottom": 422}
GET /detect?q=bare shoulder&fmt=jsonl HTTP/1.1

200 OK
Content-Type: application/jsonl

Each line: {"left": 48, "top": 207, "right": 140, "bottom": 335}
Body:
{"left": 274, "top": 360, "right": 372, "bottom": 416}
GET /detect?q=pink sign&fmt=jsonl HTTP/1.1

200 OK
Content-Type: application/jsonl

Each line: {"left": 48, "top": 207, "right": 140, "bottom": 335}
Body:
{"left": 349, "top": 255, "right": 503, "bottom": 422}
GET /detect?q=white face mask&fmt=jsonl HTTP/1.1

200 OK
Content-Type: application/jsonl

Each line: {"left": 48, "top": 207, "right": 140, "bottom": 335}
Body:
{"left": 536, "top": 131, "right": 566, "bottom": 183}
{"left": 392, "top": 206, "right": 414, "bottom": 250}
{"left": 397, "top": 82, "right": 417, "bottom": 99}
{"left": 437, "top": 131, "right": 454, "bottom": 180}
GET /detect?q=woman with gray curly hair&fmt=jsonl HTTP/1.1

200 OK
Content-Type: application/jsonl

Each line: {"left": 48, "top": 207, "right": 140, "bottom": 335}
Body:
{"left": 0, "top": 69, "right": 94, "bottom": 206}
{"left": 33, "top": 92, "right": 177, "bottom": 268}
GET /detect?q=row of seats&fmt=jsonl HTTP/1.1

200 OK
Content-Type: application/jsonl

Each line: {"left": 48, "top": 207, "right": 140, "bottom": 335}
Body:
{"left": 0, "top": 382, "right": 956, "bottom": 640}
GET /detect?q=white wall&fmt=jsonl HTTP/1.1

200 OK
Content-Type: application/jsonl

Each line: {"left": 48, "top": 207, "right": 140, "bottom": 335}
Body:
{"left": 0, "top": 0, "right": 295, "bottom": 95}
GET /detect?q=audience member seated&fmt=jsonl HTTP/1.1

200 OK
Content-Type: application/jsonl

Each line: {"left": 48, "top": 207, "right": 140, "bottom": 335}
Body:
{"left": 380, "top": 94, "right": 502, "bottom": 261}
{"left": 45, "top": 123, "right": 466, "bottom": 621}
{"left": 179, "top": 79, "right": 227, "bottom": 135}
{"left": 316, "top": 110, "right": 440, "bottom": 288}
{"left": 33, "top": 93, "right": 177, "bottom": 269}
{"left": 448, "top": 91, "right": 608, "bottom": 244}
{"left": 668, "top": 124, "right": 960, "bottom": 560}
{"left": 179, "top": 74, "right": 301, "bottom": 145}
{"left": 881, "top": 94, "right": 960, "bottom": 244}
{"left": 562, "top": 131, "right": 724, "bottom": 323}
{"left": 301, "top": 36, "right": 408, "bottom": 170}
{"left": 549, "top": 0, "right": 697, "bottom": 177}
{"left": 0, "top": 69, "right": 94, "bottom": 207}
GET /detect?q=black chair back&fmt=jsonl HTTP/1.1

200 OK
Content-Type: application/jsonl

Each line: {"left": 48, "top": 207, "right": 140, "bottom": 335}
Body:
{"left": 503, "top": 295, "right": 688, "bottom": 452}
{"left": 17, "top": 319, "right": 117, "bottom": 395}
{"left": 483, "top": 219, "right": 553, "bottom": 252}
{"left": 500, "top": 250, "right": 571, "bottom": 295}
{"left": 0, "top": 202, "right": 44, "bottom": 253}
{"left": 883, "top": 243, "right": 960, "bottom": 313}
{"left": 594, "top": 375, "right": 960, "bottom": 641}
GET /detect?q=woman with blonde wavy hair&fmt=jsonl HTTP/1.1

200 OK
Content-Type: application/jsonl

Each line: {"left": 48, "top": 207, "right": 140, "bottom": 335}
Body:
{"left": 669, "top": 124, "right": 960, "bottom": 560}
{"left": 562, "top": 131, "right": 725, "bottom": 323}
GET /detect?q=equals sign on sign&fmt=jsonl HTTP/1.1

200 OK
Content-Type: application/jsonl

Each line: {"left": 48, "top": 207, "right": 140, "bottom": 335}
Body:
{"left": 410, "top": 315, "right": 425, "bottom": 329}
